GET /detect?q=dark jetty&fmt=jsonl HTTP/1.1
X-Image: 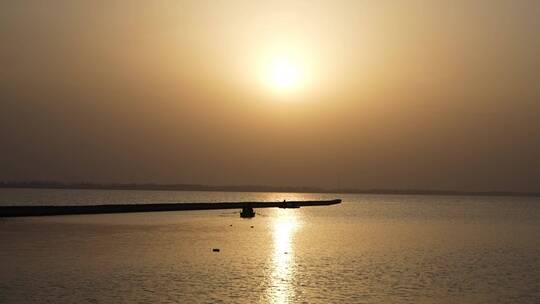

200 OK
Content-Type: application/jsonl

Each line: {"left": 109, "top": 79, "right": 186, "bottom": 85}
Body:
{"left": 0, "top": 199, "right": 341, "bottom": 218}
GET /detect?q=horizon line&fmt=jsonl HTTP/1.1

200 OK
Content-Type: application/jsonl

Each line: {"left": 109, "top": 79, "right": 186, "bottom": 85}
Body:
{"left": 1, "top": 181, "right": 539, "bottom": 198}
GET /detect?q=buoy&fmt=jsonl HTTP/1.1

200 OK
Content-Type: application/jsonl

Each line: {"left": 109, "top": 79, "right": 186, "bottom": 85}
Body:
{"left": 212, "top": 248, "right": 220, "bottom": 252}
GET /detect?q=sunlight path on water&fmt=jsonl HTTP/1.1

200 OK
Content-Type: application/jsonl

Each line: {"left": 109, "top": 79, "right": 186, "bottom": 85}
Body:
{"left": 263, "top": 209, "right": 301, "bottom": 303}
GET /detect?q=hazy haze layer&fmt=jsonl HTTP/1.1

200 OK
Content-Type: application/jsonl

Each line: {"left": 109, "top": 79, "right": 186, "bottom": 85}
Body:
{"left": 1, "top": 0, "right": 539, "bottom": 191}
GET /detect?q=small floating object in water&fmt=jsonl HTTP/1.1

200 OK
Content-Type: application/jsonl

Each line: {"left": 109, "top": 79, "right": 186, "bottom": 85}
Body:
{"left": 240, "top": 206, "right": 256, "bottom": 218}
{"left": 250, "top": 225, "right": 254, "bottom": 228}
{"left": 212, "top": 248, "right": 220, "bottom": 252}
{"left": 284, "top": 252, "right": 288, "bottom": 254}
{"left": 229, "top": 224, "right": 233, "bottom": 227}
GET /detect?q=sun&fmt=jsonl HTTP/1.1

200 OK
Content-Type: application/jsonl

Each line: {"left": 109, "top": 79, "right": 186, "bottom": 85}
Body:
{"left": 263, "top": 56, "right": 305, "bottom": 93}
{"left": 271, "top": 60, "right": 300, "bottom": 90}
{"left": 256, "top": 44, "right": 314, "bottom": 97}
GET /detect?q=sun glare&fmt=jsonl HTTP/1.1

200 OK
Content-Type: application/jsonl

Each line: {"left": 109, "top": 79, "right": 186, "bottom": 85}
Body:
{"left": 262, "top": 54, "right": 307, "bottom": 94}
{"left": 265, "top": 210, "right": 300, "bottom": 303}
{"left": 271, "top": 60, "right": 300, "bottom": 91}
{"left": 255, "top": 43, "right": 315, "bottom": 98}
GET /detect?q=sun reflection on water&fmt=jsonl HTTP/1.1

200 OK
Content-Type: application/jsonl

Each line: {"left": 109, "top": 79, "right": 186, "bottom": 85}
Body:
{"left": 265, "top": 209, "right": 300, "bottom": 304}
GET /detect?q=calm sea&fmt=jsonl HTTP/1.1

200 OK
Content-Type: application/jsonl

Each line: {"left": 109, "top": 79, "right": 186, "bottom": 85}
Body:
{"left": 1, "top": 188, "right": 539, "bottom": 303}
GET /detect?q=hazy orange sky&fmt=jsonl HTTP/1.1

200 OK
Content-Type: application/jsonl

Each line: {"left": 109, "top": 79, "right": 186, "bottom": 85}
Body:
{"left": 1, "top": 0, "right": 539, "bottom": 191}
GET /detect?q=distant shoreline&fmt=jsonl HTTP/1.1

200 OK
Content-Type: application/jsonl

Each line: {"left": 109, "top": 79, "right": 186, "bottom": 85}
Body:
{"left": 1, "top": 182, "right": 539, "bottom": 198}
